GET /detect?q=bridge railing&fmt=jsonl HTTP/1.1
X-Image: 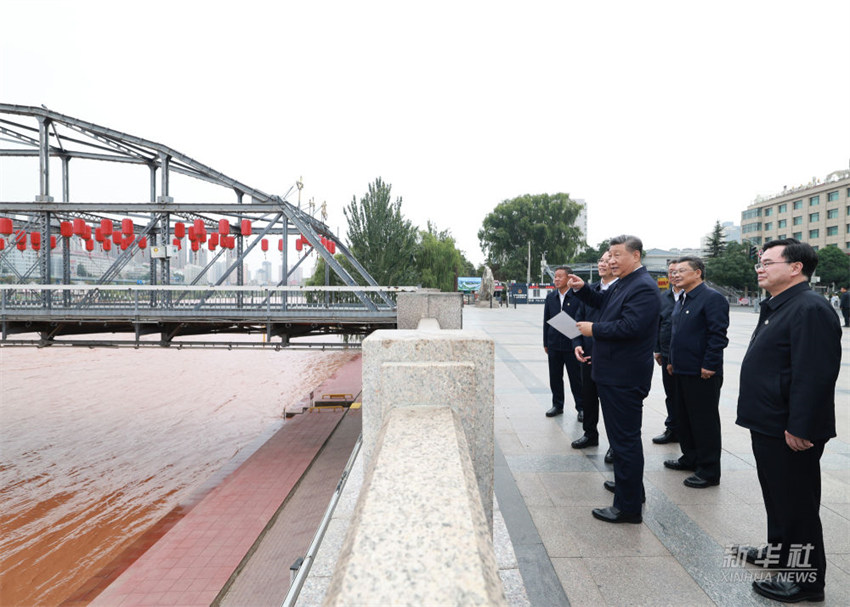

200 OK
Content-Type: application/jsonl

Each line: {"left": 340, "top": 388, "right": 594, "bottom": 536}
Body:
{"left": 0, "top": 285, "right": 416, "bottom": 318}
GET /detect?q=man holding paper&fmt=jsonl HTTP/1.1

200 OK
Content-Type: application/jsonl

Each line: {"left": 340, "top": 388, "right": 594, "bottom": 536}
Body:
{"left": 543, "top": 266, "right": 584, "bottom": 419}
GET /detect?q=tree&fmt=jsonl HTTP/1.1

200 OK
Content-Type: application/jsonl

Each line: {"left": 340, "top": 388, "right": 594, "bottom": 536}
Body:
{"left": 414, "top": 222, "right": 475, "bottom": 292}
{"left": 704, "top": 221, "right": 727, "bottom": 258}
{"left": 570, "top": 240, "right": 611, "bottom": 264}
{"left": 704, "top": 241, "right": 758, "bottom": 291}
{"left": 344, "top": 178, "right": 418, "bottom": 286}
{"left": 478, "top": 193, "right": 584, "bottom": 282}
{"left": 305, "top": 253, "right": 356, "bottom": 287}
{"left": 816, "top": 245, "right": 850, "bottom": 289}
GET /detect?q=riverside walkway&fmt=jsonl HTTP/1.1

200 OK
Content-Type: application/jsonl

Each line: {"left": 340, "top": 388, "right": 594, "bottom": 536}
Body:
{"left": 78, "top": 303, "right": 849, "bottom": 606}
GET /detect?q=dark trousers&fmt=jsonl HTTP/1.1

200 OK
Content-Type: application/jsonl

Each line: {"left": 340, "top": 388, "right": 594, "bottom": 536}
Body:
{"left": 580, "top": 362, "right": 599, "bottom": 438}
{"left": 673, "top": 373, "right": 722, "bottom": 482}
{"left": 548, "top": 348, "right": 583, "bottom": 411}
{"left": 597, "top": 383, "right": 647, "bottom": 514}
{"left": 660, "top": 357, "right": 677, "bottom": 431}
{"left": 751, "top": 431, "right": 826, "bottom": 591}
{"left": 842, "top": 307, "right": 849, "bottom": 327}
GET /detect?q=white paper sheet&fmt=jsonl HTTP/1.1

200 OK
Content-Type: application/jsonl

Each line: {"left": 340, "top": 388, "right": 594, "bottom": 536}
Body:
{"left": 546, "top": 310, "right": 581, "bottom": 339}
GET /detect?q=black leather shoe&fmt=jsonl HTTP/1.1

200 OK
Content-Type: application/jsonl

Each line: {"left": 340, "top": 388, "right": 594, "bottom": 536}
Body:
{"left": 663, "top": 459, "right": 695, "bottom": 471}
{"left": 577, "top": 410, "right": 584, "bottom": 422}
{"left": 604, "top": 448, "right": 614, "bottom": 464}
{"left": 571, "top": 435, "right": 599, "bottom": 449}
{"left": 591, "top": 506, "right": 642, "bottom": 524}
{"left": 736, "top": 545, "right": 782, "bottom": 569}
{"left": 683, "top": 475, "right": 719, "bottom": 488}
{"left": 603, "top": 480, "right": 646, "bottom": 502}
{"left": 652, "top": 428, "right": 678, "bottom": 444}
{"left": 752, "top": 578, "right": 824, "bottom": 603}
{"left": 545, "top": 407, "right": 563, "bottom": 417}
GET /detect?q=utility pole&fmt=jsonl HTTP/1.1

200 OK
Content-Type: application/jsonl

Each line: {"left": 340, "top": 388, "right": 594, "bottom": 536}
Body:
{"left": 526, "top": 241, "right": 531, "bottom": 284}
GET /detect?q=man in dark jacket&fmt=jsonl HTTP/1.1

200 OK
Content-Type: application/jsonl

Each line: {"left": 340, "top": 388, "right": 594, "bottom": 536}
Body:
{"left": 736, "top": 239, "right": 841, "bottom": 604}
{"left": 571, "top": 251, "right": 617, "bottom": 456}
{"left": 840, "top": 286, "right": 849, "bottom": 327}
{"left": 652, "top": 259, "right": 681, "bottom": 445}
{"left": 568, "top": 235, "right": 660, "bottom": 524}
{"left": 543, "top": 266, "right": 584, "bottom": 419}
{"left": 664, "top": 256, "right": 729, "bottom": 488}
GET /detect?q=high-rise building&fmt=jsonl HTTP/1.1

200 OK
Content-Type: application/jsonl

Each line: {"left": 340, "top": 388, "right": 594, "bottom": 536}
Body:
{"left": 574, "top": 198, "right": 589, "bottom": 251}
{"left": 740, "top": 169, "right": 850, "bottom": 251}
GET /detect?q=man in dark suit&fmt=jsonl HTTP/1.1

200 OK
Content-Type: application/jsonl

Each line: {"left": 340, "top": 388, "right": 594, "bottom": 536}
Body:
{"left": 571, "top": 251, "right": 617, "bottom": 461}
{"left": 651, "top": 259, "right": 681, "bottom": 445}
{"left": 840, "top": 286, "right": 849, "bottom": 327}
{"left": 543, "top": 265, "right": 584, "bottom": 419}
{"left": 736, "top": 239, "right": 841, "bottom": 604}
{"left": 663, "top": 256, "right": 729, "bottom": 488}
{"left": 567, "top": 235, "right": 660, "bottom": 524}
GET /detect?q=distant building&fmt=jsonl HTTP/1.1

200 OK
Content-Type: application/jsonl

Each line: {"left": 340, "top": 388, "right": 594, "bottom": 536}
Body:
{"left": 643, "top": 247, "right": 702, "bottom": 272}
{"left": 740, "top": 168, "right": 850, "bottom": 251}
{"left": 574, "top": 198, "right": 588, "bottom": 249}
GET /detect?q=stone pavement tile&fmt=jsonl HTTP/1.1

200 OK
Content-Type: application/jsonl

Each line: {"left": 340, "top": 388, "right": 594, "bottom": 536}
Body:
{"left": 550, "top": 557, "right": 605, "bottom": 607}
{"left": 585, "top": 556, "right": 714, "bottom": 606}
{"left": 645, "top": 470, "right": 747, "bottom": 506}
{"left": 528, "top": 505, "right": 668, "bottom": 559}
{"left": 506, "top": 453, "right": 599, "bottom": 474}
{"left": 498, "top": 569, "right": 531, "bottom": 607}
{"left": 678, "top": 502, "right": 766, "bottom": 549}
{"left": 823, "top": 559, "right": 850, "bottom": 607}
{"left": 538, "top": 471, "right": 612, "bottom": 507}
{"left": 512, "top": 431, "right": 577, "bottom": 455}
{"left": 822, "top": 508, "right": 850, "bottom": 553}
{"left": 824, "top": 502, "right": 850, "bottom": 519}
{"left": 822, "top": 469, "right": 850, "bottom": 503}
{"left": 512, "top": 472, "right": 555, "bottom": 508}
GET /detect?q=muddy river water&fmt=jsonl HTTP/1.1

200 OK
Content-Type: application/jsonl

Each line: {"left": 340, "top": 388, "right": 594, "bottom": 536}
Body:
{"left": 0, "top": 345, "right": 357, "bottom": 606}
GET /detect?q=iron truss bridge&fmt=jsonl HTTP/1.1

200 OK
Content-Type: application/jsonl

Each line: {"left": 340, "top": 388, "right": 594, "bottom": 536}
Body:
{"left": 0, "top": 285, "right": 414, "bottom": 348}
{"left": 0, "top": 104, "right": 409, "bottom": 347}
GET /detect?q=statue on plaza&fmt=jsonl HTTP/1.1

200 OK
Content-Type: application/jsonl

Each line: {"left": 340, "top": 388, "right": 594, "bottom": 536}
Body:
{"left": 478, "top": 265, "right": 495, "bottom": 303}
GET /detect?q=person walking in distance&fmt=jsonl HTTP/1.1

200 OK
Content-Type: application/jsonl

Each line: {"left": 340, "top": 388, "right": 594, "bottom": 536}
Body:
{"left": 571, "top": 251, "right": 618, "bottom": 466}
{"left": 736, "top": 239, "right": 841, "bottom": 604}
{"left": 543, "top": 266, "right": 584, "bottom": 419}
{"left": 567, "top": 235, "right": 660, "bottom": 524}
{"left": 663, "top": 256, "right": 729, "bottom": 488}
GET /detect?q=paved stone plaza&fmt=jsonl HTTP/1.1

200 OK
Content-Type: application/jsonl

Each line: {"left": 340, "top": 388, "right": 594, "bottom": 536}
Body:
{"left": 467, "top": 303, "right": 850, "bottom": 606}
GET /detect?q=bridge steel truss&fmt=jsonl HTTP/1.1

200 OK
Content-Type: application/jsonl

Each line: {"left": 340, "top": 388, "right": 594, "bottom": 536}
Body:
{"left": 0, "top": 104, "right": 403, "bottom": 347}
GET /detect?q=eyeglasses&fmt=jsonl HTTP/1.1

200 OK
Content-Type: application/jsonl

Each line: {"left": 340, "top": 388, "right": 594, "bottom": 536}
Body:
{"left": 669, "top": 268, "right": 692, "bottom": 276}
{"left": 754, "top": 260, "right": 793, "bottom": 271}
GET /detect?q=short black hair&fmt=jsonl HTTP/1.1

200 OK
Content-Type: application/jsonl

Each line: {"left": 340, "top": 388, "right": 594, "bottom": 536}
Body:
{"left": 667, "top": 258, "right": 679, "bottom": 267}
{"left": 609, "top": 234, "right": 643, "bottom": 254}
{"left": 762, "top": 238, "right": 818, "bottom": 279}
{"left": 677, "top": 255, "right": 705, "bottom": 279}
{"left": 554, "top": 265, "right": 572, "bottom": 275}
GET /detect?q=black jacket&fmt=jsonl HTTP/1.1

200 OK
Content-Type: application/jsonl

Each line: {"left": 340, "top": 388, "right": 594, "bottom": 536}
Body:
{"left": 736, "top": 282, "right": 842, "bottom": 441}
{"left": 574, "top": 266, "right": 660, "bottom": 388}
{"left": 543, "top": 288, "right": 585, "bottom": 351}
{"left": 669, "top": 283, "right": 729, "bottom": 376}
{"left": 656, "top": 289, "right": 676, "bottom": 360}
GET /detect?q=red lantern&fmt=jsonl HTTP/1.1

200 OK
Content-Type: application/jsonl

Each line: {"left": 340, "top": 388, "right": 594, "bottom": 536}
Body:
{"left": 95, "top": 227, "right": 104, "bottom": 242}
{"left": 103, "top": 240, "right": 112, "bottom": 251}
{"left": 219, "top": 219, "right": 229, "bottom": 235}
{"left": 173, "top": 237, "right": 181, "bottom": 250}
{"left": 73, "top": 218, "right": 85, "bottom": 236}
{"left": 329, "top": 241, "right": 336, "bottom": 254}
{"left": 15, "top": 231, "right": 26, "bottom": 245}
{"left": 123, "top": 235, "right": 134, "bottom": 248}
{"left": 295, "top": 239, "right": 303, "bottom": 252}
{"left": 0, "top": 217, "right": 12, "bottom": 236}
{"left": 241, "top": 219, "right": 251, "bottom": 236}
{"left": 194, "top": 219, "right": 204, "bottom": 233}
{"left": 208, "top": 239, "right": 216, "bottom": 251}
{"left": 121, "top": 219, "right": 133, "bottom": 235}
{"left": 198, "top": 230, "right": 207, "bottom": 243}
{"left": 138, "top": 237, "right": 147, "bottom": 250}
{"left": 278, "top": 239, "right": 283, "bottom": 251}
{"left": 83, "top": 224, "right": 92, "bottom": 240}
{"left": 187, "top": 226, "right": 196, "bottom": 241}
{"left": 17, "top": 240, "right": 26, "bottom": 251}
{"left": 86, "top": 240, "right": 94, "bottom": 252}
{"left": 261, "top": 238, "right": 269, "bottom": 252}
{"left": 174, "top": 222, "right": 186, "bottom": 239}
{"left": 30, "top": 232, "right": 41, "bottom": 247}
{"left": 191, "top": 240, "right": 199, "bottom": 252}
{"left": 113, "top": 230, "right": 122, "bottom": 245}
{"left": 100, "top": 219, "right": 113, "bottom": 235}
{"left": 209, "top": 233, "right": 219, "bottom": 247}
{"left": 51, "top": 235, "right": 57, "bottom": 249}
{"left": 60, "top": 221, "right": 73, "bottom": 238}
{"left": 0, "top": 238, "right": 5, "bottom": 251}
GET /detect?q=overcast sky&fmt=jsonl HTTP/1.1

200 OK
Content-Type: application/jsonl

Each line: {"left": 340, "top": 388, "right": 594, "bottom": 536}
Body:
{"left": 2, "top": 0, "right": 849, "bottom": 266}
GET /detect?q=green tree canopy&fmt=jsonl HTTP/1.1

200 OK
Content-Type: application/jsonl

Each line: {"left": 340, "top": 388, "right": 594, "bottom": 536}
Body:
{"left": 414, "top": 222, "right": 475, "bottom": 292}
{"left": 478, "top": 193, "right": 585, "bottom": 282}
{"left": 344, "top": 177, "right": 418, "bottom": 286}
{"left": 570, "top": 240, "right": 611, "bottom": 264}
{"left": 704, "top": 221, "right": 727, "bottom": 258}
{"left": 816, "top": 245, "right": 850, "bottom": 289}
{"left": 704, "top": 241, "right": 758, "bottom": 292}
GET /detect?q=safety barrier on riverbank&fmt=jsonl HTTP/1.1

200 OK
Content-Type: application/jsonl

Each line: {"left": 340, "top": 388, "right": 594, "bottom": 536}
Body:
{"left": 322, "top": 293, "right": 506, "bottom": 605}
